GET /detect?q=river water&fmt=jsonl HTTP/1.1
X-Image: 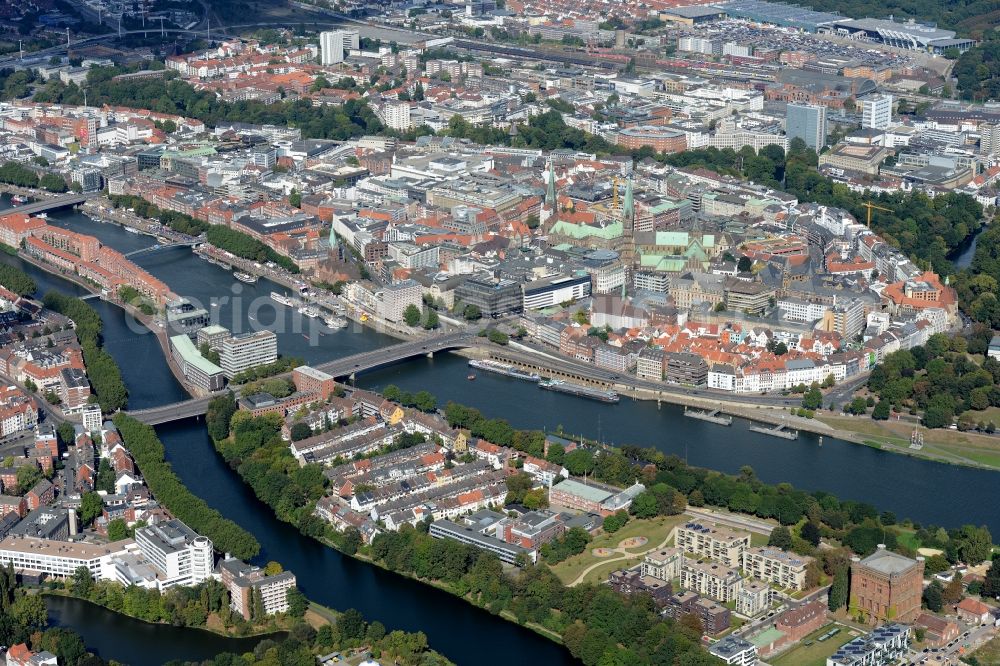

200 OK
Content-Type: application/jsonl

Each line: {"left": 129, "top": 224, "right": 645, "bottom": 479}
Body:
{"left": 45, "top": 595, "right": 286, "bottom": 666}
{"left": 4, "top": 197, "right": 1000, "bottom": 665}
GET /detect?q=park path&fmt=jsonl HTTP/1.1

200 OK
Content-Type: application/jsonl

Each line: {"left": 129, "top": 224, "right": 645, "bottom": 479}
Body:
{"left": 567, "top": 525, "right": 678, "bottom": 588}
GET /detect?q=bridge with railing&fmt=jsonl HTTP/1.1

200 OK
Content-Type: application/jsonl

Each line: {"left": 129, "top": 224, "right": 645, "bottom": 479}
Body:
{"left": 126, "top": 331, "right": 476, "bottom": 426}
{"left": 0, "top": 193, "right": 90, "bottom": 216}
{"left": 123, "top": 238, "right": 202, "bottom": 258}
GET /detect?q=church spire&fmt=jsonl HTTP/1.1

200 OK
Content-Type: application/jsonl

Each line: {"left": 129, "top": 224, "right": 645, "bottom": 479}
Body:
{"left": 622, "top": 176, "right": 634, "bottom": 223}
{"left": 545, "top": 159, "right": 556, "bottom": 207}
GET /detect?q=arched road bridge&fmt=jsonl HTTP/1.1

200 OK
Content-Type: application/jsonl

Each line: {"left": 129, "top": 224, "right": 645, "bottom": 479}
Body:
{"left": 126, "top": 331, "right": 476, "bottom": 425}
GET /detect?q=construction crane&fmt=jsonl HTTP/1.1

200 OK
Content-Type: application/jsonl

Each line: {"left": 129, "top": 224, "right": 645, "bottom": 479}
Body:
{"left": 862, "top": 201, "right": 892, "bottom": 227}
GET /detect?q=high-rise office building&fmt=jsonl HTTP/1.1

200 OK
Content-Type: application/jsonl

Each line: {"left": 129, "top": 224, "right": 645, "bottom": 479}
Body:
{"left": 860, "top": 94, "right": 893, "bottom": 130}
{"left": 220, "top": 330, "right": 278, "bottom": 379}
{"left": 132, "top": 520, "right": 214, "bottom": 589}
{"left": 980, "top": 122, "right": 1000, "bottom": 155}
{"left": 786, "top": 103, "right": 828, "bottom": 151}
{"left": 320, "top": 30, "right": 359, "bottom": 65}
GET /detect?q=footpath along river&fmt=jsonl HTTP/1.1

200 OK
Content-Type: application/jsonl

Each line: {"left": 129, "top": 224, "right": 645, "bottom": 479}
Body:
{"left": 3, "top": 196, "right": 1000, "bottom": 664}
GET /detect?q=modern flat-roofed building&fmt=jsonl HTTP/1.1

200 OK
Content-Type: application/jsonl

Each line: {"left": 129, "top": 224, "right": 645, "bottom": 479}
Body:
{"left": 0, "top": 535, "right": 134, "bottom": 580}
{"left": 742, "top": 546, "right": 813, "bottom": 591}
{"left": 196, "top": 325, "right": 231, "bottom": 351}
{"left": 320, "top": 30, "right": 359, "bottom": 65}
{"left": 219, "top": 557, "right": 297, "bottom": 620}
{"left": 636, "top": 347, "right": 665, "bottom": 380}
{"left": 220, "top": 330, "right": 278, "bottom": 379}
{"left": 676, "top": 522, "right": 750, "bottom": 568}
{"left": 680, "top": 560, "right": 742, "bottom": 602}
{"left": 430, "top": 518, "right": 533, "bottom": 565}
{"left": 849, "top": 545, "right": 923, "bottom": 624}
{"left": 736, "top": 578, "right": 771, "bottom": 617}
{"left": 522, "top": 274, "right": 591, "bottom": 310}
{"left": 292, "top": 365, "right": 337, "bottom": 401}
{"left": 786, "top": 103, "right": 827, "bottom": 151}
{"left": 133, "top": 519, "right": 214, "bottom": 589}
{"left": 664, "top": 351, "right": 708, "bottom": 385}
{"left": 642, "top": 547, "right": 683, "bottom": 581}
{"left": 708, "top": 635, "right": 757, "bottom": 665}
{"left": 455, "top": 273, "right": 523, "bottom": 317}
{"left": 828, "top": 623, "right": 910, "bottom": 666}
{"left": 170, "top": 334, "right": 226, "bottom": 392}
{"left": 377, "top": 279, "right": 422, "bottom": 323}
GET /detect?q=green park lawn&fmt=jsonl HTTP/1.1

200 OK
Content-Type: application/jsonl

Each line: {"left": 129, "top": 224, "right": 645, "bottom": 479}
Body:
{"left": 549, "top": 514, "right": 689, "bottom": 585}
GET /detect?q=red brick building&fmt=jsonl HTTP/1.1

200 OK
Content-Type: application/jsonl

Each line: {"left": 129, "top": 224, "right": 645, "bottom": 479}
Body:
{"left": 849, "top": 545, "right": 924, "bottom": 624}
{"left": 292, "top": 366, "right": 338, "bottom": 401}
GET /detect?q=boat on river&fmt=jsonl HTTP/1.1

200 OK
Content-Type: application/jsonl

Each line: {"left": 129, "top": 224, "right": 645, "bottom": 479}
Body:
{"left": 234, "top": 272, "right": 258, "bottom": 284}
{"left": 270, "top": 292, "right": 294, "bottom": 306}
{"left": 538, "top": 379, "right": 619, "bottom": 403}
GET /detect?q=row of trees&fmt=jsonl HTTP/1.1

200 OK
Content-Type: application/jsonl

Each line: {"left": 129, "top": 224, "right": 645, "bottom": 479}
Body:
{"left": 382, "top": 384, "right": 437, "bottom": 412}
{"left": 0, "top": 161, "right": 67, "bottom": 192}
{"left": 205, "top": 226, "right": 298, "bottom": 273}
{"left": 208, "top": 403, "right": 330, "bottom": 542}
{"left": 954, "top": 222, "right": 1000, "bottom": 329}
{"left": 42, "top": 291, "right": 128, "bottom": 412}
{"left": 0, "top": 264, "right": 36, "bottom": 295}
{"left": 113, "top": 413, "right": 261, "bottom": 559}
{"left": 230, "top": 356, "right": 304, "bottom": 385}
{"left": 70, "top": 568, "right": 234, "bottom": 629}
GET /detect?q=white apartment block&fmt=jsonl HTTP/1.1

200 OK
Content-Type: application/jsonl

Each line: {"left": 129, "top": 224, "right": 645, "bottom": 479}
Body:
{"left": 641, "top": 547, "right": 683, "bottom": 581}
{"left": 377, "top": 279, "right": 422, "bottom": 323}
{"left": 0, "top": 536, "right": 134, "bottom": 581}
{"left": 736, "top": 579, "right": 771, "bottom": 616}
{"left": 320, "top": 30, "right": 359, "bottom": 65}
{"left": 383, "top": 100, "right": 413, "bottom": 131}
{"left": 741, "top": 546, "right": 813, "bottom": 591}
{"left": 133, "top": 520, "right": 214, "bottom": 590}
{"left": 681, "top": 560, "right": 743, "bottom": 602}
{"left": 777, "top": 297, "right": 829, "bottom": 323}
{"left": 676, "top": 522, "right": 750, "bottom": 568}
{"left": 861, "top": 94, "right": 893, "bottom": 131}
{"left": 220, "top": 330, "right": 278, "bottom": 379}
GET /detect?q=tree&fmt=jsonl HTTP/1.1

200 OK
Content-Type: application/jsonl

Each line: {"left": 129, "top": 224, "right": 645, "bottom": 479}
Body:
{"left": 923, "top": 581, "right": 943, "bottom": 612}
{"left": 15, "top": 465, "right": 41, "bottom": 494}
{"left": 829, "top": 565, "right": 848, "bottom": 611}
{"left": 107, "top": 518, "right": 129, "bottom": 541}
{"left": 602, "top": 510, "right": 629, "bottom": 533}
{"left": 737, "top": 256, "right": 752, "bottom": 272}
{"left": 402, "top": 304, "right": 422, "bottom": 327}
{"left": 942, "top": 572, "right": 964, "bottom": 605}
{"left": 463, "top": 304, "right": 482, "bottom": 321}
{"left": 768, "top": 525, "right": 793, "bottom": 550}
{"left": 290, "top": 422, "right": 313, "bottom": 441}
{"left": 289, "top": 189, "right": 301, "bottom": 208}
{"left": 629, "top": 491, "right": 659, "bottom": 519}
{"left": 339, "top": 608, "right": 366, "bottom": 640}
{"left": 802, "top": 386, "right": 822, "bottom": 410}
{"left": 265, "top": 561, "right": 283, "bottom": 576}
{"left": 286, "top": 587, "right": 308, "bottom": 617}
{"left": 423, "top": 308, "right": 439, "bottom": 330}
{"left": 801, "top": 521, "right": 821, "bottom": 547}
{"left": 983, "top": 559, "right": 1000, "bottom": 598}
{"left": 80, "top": 492, "right": 103, "bottom": 525}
